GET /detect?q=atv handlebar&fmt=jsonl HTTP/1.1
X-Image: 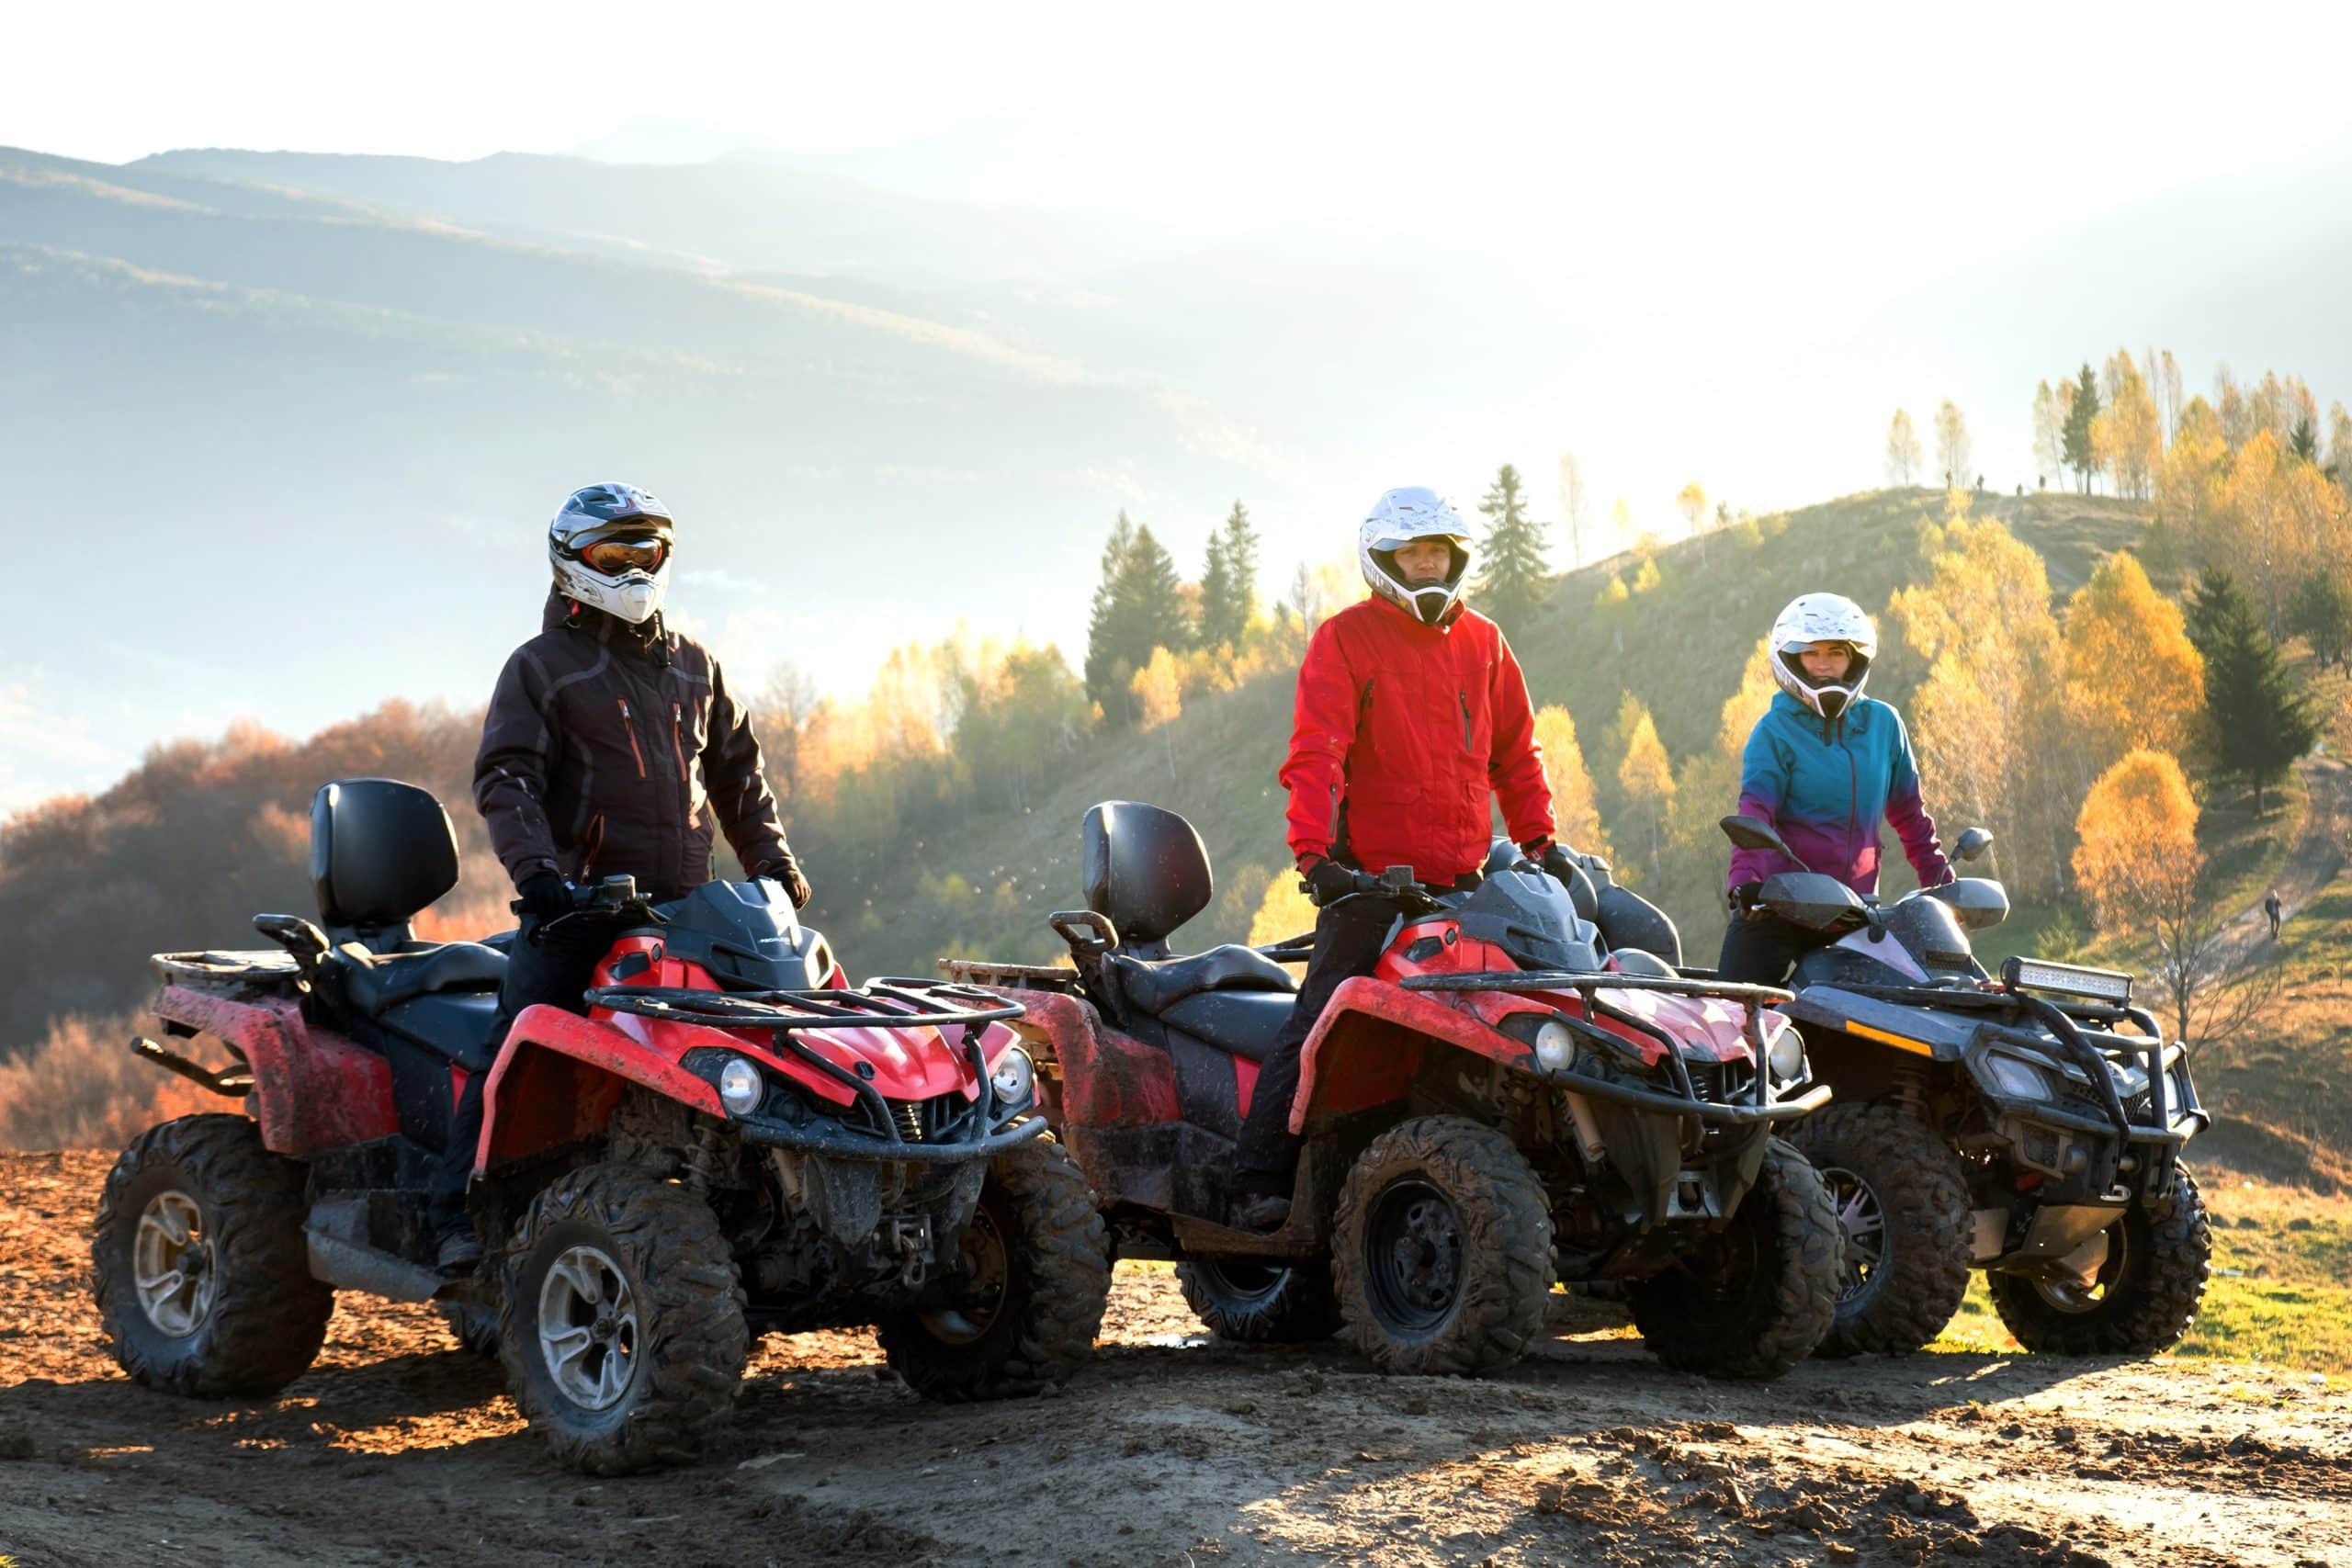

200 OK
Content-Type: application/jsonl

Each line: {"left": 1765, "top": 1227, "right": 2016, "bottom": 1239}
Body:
{"left": 517, "top": 874, "right": 668, "bottom": 942}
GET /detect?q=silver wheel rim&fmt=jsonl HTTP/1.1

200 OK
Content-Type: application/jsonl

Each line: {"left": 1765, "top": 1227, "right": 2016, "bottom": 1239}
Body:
{"left": 1820, "top": 1166, "right": 1885, "bottom": 1303}
{"left": 133, "top": 1190, "right": 216, "bottom": 1337}
{"left": 2031, "top": 1222, "right": 2127, "bottom": 1314}
{"left": 536, "top": 1244, "right": 639, "bottom": 1411}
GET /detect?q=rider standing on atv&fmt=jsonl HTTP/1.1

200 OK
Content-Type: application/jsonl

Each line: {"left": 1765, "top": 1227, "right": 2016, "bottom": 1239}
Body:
{"left": 431, "top": 483, "right": 810, "bottom": 1267}
{"left": 1228, "top": 487, "right": 1566, "bottom": 1231}
{"left": 1718, "top": 592, "right": 1951, "bottom": 986}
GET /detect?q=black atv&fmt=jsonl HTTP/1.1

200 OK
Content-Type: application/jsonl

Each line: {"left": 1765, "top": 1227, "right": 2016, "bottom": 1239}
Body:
{"left": 1711, "top": 815, "right": 2211, "bottom": 1358}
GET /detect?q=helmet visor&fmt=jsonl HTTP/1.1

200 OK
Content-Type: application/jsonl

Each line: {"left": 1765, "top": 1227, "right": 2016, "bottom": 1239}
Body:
{"left": 580, "top": 536, "right": 670, "bottom": 575}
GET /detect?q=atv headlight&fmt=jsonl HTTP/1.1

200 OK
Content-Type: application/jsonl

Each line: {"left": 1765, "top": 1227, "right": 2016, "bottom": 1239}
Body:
{"left": 1982, "top": 1053, "right": 2052, "bottom": 1102}
{"left": 989, "top": 1045, "right": 1035, "bottom": 1107}
{"left": 1532, "top": 1020, "right": 1576, "bottom": 1072}
{"left": 717, "top": 1055, "right": 764, "bottom": 1116}
{"left": 1765, "top": 1021, "right": 1806, "bottom": 1085}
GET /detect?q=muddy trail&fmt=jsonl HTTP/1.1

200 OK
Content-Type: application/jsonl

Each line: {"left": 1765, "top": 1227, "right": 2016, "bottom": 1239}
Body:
{"left": 3, "top": 1151, "right": 2346, "bottom": 1568}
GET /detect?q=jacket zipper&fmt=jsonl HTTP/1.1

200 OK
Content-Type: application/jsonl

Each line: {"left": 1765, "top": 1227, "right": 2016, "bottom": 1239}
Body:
{"left": 1458, "top": 691, "right": 1474, "bottom": 752}
{"left": 669, "top": 702, "right": 691, "bottom": 784}
{"left": 582, "top": 814, "right": 606, "bottom": 882}
{"left": 616, "top": 698, "right": 648, "bottom": 777}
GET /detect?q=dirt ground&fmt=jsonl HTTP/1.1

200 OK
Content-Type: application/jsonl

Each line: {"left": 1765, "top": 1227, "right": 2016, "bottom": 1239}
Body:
{"left": 3, "top": 1151, "right": 2347, "bottom": 1568}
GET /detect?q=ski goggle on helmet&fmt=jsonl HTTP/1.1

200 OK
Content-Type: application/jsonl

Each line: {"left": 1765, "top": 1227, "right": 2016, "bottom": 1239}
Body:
{"left": 548, "top": 483, "right": 675, "bottom": 626}
{"left": 1360, "top": 487, "right": 1476, "bottom": 626}
{"left": 1769, "top": 592, "right": 1877, "bottom": 719}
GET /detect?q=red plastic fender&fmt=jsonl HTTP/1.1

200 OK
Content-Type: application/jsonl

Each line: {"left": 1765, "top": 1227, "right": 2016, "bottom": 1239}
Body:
{"left": 1289, "top": 976, "right": 1530, "bottom": 1133}
{"left": 475, "top": 1003, "right": 726, "bottom": 1172}
{"left": 152, "top": 985, "right": 398, "bottom": 1156}
{"left": 991, "top": 987, "right": 1180, "bottom": 1128}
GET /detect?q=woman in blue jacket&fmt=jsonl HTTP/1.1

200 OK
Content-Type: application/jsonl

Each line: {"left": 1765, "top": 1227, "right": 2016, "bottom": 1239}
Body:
{"left": 1720, "top": 593, "right": 1952, "bottom": 984}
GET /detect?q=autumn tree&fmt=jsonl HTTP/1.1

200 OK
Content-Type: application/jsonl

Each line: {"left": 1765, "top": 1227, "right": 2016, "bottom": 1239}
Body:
{"left": 1197, "top": 501, "right": 1261, "bottom": 650}
{"left": 2288, "top": 571, "right": 2352, "bottom": 669}
{"left": 2060, "top": 552, "right": 2204, "bottom": 768}
{"left": 2191, "top": 570, "right": 2317, "bottom": 812}
{"left": 2062, "top": 363, "right": 2101, "bottom": 491}
{"left": 1886, "top": 408, "right": 1923, "bottom": 486}
{"left": 2030, "top": 382, "right": 2064, "bottom": 488}
{"left": 1474, "top": 463, "right": 1549, "bottom": 637}
{"left": 1532, "top": 705, "right": 1611, "bottom": 861}
{"left": 1557, "top": 452, "right": 1589, "bottom": 568}
{"left": 2327, "top": 403, "right": 2352, "bottom": 492}
{"left": 2158, "top": 349, "right": 2184, "bottom": 445}
{"left": 1676, "top": 481, "right": 1709, "bottom": 535}
{"left": 1934, "top": 400, "right": 1972, "bottom": 489}
{"left": 2092, "top": 351, "right": 2162, "bottom": 500}
{"left": 1612, "top": 693, "right": 1676, "bottom": 881}
{"left": 2072, "top": 750, "right": 2268, "bottom": 1046}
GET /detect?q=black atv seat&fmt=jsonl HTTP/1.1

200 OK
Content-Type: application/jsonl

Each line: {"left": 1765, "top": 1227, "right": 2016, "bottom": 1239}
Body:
{"left": 375, "top": 991, "right": 505, "bottom": 1073}
{"left": 1105, "top": 943, "right": 1296, "bottom": 1016}
{"left": 1159, "top": 989, "right": 1298, "bottom": 1063}
{"left": 337, "top": 942, "right": 508, "bottom": 1017}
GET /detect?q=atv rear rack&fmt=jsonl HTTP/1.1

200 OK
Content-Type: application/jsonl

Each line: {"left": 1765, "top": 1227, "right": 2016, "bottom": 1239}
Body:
{"left": 582, "top": 977, "right": 1023, "bottom": 1035}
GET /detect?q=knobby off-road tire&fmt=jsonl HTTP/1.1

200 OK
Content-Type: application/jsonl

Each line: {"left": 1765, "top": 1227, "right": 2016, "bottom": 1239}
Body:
{"left": 876, "top": 1139, "right": 1111, "bottom": 1401}
{"left": 1988, "top": 1164, "right": 2212, "bottom": 1356}
{"left": 1630, "top": 1136, "right": 1840, "bottom": 1381}
{"left": 498, "top": 1163, "right": 748, "bottom": 1475}
{"left": 1177, "top": 1258, "right": 1342, "bottom": 1343}
{"left": 1330, "top": 1115, "right": 1554, "bottom": 1376}
{"left": 92, "top": 1112, "right": 334, "bottom": 1398}
{"left": 1789, "top": 1103, "right": 1973, "bottom": 1357}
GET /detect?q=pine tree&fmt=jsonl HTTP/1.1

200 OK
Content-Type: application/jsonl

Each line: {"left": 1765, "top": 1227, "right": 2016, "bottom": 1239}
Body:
{"left": 2196, "top": 570, "right": 2318, "bottom": 811}
{"left": 1082, "top": 513, "right": 1137, "bottom": 716}
{"left": 1125, "top": 523, "right": 1193, "bottom": 658}
{"left": 1473, "top": 464, "right": 1548, "bottom": 637}
{"left": 1082, "top": 514, "right": 1194, "bottom": 724}
{"left": 2063, "top": 363, "right": 2102, "bottom": 492}
{"left": 1196, "top": 501, "right": 1260, "bottom": 649}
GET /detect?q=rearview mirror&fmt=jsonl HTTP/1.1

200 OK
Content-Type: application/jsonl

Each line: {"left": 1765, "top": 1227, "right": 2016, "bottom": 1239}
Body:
{"left": 1720, "top": 814, "right": 1798, "bottom": 862}
{"left": 1954, "top": 827, "right": 1994, "bottom": 863}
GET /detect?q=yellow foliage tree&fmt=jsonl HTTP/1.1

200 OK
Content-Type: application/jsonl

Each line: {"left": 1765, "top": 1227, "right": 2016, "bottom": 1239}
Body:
{"left": 1632, "top": 558, "right": 1662, "bottom": 594}
{"left": 1613, "top": 693, "right": 1677, "bottom": 881}
{"left": 1532, "top": 705, "right": 1611, "bottom": 860}
{"left": 1676, "top": 482, "right": 1709, "bottom": 534}
{"left": 1248, "top": 866, "right": 1319, "bottom": 949}
{"left": 1595, "top": 573, "right": 1629, "bottom": 608}
{"left": 2061, "top": 552, "right": 2205, "bottom": 767}
{"left": 1129, "top": 647, "right": 1182, "bottom": 731}
{"left": 2071, "top": 750, "right": 2210, "bottom": 1041}
{"left": 2091, "top": 353, "right": 2163, "bottom": 501}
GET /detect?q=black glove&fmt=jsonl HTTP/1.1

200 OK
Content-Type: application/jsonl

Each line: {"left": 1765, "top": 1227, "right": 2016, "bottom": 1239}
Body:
{"left": 517, "top": 872, "right": 573, "bottom": 924}
{"left": 1536, "top": 841, "right": 1578, "bottom": 886}
{"left": 1726, "top": 881, "right": 1764, "bottom": 919}
{"left": 753, "top": 855, "right": 813, "bottom": 910}
{"left": 1300, "top": 856, "right": 1361, "bottom": 908}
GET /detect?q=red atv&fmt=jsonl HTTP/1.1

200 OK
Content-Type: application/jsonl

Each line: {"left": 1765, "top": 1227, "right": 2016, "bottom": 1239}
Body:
{"left": 93, "top": 777, "right": 1109, "bottom": 1474}
{"left": 947, "top": 801, "right": 1842, "bottom": 1380}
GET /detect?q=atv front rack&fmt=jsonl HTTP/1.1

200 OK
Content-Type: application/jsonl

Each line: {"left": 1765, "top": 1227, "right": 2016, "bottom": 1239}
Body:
{"left": 582, "top": 977, "right": 1023, "bottom": 1035}
{"left": 1400, "top": 971, "right": 1793, "bottom": 1005}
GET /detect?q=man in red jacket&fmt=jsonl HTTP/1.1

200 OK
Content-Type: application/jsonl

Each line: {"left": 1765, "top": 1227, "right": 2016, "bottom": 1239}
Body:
{"left": 1229, "top": 487, "right": 1567, "bottom": 1230}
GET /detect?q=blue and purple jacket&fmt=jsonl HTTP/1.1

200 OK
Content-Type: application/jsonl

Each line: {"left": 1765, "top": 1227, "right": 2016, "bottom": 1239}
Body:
{"left": 1728, "top": 691, "right": 1951, "bottom": 896}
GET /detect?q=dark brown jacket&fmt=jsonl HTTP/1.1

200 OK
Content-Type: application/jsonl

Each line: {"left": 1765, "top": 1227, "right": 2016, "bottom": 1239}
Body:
{"left": 475, "top": 592, "right": 794, "bottom": 897}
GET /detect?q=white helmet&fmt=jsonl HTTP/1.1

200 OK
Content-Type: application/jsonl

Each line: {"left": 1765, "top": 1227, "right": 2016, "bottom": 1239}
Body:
{"left": 1360, "top": 487, "right": 1476, "bottom": 626}
{"left": 549, "top": 483, "right": 674, "bottom": 626}
{"left": 1769, "top": 592, "right": 1877, "bottom": 719}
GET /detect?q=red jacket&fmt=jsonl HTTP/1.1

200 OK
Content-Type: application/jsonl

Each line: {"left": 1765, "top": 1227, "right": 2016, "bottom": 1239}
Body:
{"left": 1281, "top": 596, "right": 1555, "bottom": 884}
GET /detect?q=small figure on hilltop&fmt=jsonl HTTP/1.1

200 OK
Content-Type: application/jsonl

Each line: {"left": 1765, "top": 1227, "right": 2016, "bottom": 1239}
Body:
{"left": 1228, "top": 487, "right": 1567, "bottom": 1232}
{"left": 429, "top": 484, "right": 810, "bottom": 1269}
{"left": 1718, "top": 593, "right": 1953, "bottom": 985}
{"left": 2265, "top": 887, "right": 2283, "bottom": 939}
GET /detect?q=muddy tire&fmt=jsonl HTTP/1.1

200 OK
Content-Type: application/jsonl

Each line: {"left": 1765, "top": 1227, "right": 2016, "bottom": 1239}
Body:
{"left": 498, "top": 1164, "right": 747, "bottom": 1475}
{"left": 92, "top": 1113, "right": 333, "bottom": 1398}
{"left": 1629, "top": 1136, "right": 1840, "bottom": 1380}
{"left": 1988, "top": 1164, "right": 2212, "bottom": 1356}
{"left": 1178, "top": 1258, "right": 1342, "bottom": 1343}
{"left": 1789, "top": 1104, "right": 1973, "bottom": 1356}
{"left": 437, "top": 1301, "right": 501, "bottom": 1359}
{"left": 876, "top": 1140, "right": 1111, "bottom": 1401}
{"left": 1330, "top": 1115, "right": 1553, "bottom": 1376}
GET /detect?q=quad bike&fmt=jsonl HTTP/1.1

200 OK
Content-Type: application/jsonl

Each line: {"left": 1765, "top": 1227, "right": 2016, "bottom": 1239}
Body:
{"left": 1713, "top": 814, "right": 2211, "bottom": 1358}
{"left": 944, "top": 800, "right": 1842, "bottom": 1381}
{"left": 93, "top": 777, "right": 1109, "bottom": 1474}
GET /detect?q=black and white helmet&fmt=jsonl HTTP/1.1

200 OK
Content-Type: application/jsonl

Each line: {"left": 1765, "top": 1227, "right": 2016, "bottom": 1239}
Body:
{"left": 549, "top": 483, "right": 674, "bottom": 626}
{"left": 1360, "top": 487, "right": 1476, "bottom": 626}
{"left": 1770, "top": 592, "right": 1876, "bottom": 719}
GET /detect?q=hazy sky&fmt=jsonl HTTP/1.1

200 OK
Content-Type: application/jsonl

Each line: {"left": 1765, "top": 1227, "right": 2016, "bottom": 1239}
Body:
{"left": 8, "top": 3, "right": 2352, "bottom": 811}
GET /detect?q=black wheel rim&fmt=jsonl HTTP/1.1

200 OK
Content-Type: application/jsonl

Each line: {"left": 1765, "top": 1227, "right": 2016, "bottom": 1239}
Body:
{"left": 919, "top": 1204, "right": 1011, "bottom": 1345}
{"left": 1819, "top": 1164, "right": 1885, "bottom": 1303}
{"left": 1363, "top": 1178, "right": 1464, "bottom": 1333}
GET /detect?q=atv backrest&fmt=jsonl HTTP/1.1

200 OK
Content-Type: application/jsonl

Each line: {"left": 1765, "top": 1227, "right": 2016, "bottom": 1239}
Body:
{"left": 311, "top": 778, "right": 461, "bottom": 948}
{"left": 1083, "top": 800, "right": 1212, "bottom": 954}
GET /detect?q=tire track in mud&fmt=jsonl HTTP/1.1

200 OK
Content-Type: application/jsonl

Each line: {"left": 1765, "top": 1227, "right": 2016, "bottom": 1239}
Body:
{"left": 3, "top": 1151, "right": 2348, "bottom": 1568}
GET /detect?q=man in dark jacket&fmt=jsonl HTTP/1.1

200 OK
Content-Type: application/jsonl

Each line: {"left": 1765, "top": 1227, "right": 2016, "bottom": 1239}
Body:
{"left": 1227, "top": 486, "right": 1566, "bottom": 1231}
{"left": 433, "top": 482, "right": 808, "bottom": 1267}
